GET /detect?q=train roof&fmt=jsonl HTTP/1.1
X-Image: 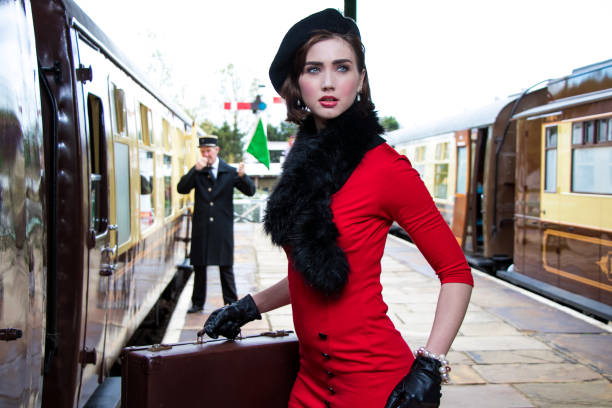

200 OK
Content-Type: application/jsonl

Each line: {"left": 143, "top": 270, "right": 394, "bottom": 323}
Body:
{"left": 387, "top": 59, "right": 612, "bottom": 146}
{"left": 64, "top": 0, "right": 193, "bottom": 127}
{"left": 514, "top": 59, "right": 612, "bottom": 120}
{"left": 386, "top": 96, "right": 516, "bottom": 145}
{"left": 513, "top": 88, "right": 612, "bottom": 120}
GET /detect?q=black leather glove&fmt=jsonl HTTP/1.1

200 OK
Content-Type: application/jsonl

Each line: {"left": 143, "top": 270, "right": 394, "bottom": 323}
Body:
{"left": 384, "top": 356, "right": 442, "bottom": 408}
{"left": 198, "top": 294, "right": 261, "bottom": 339}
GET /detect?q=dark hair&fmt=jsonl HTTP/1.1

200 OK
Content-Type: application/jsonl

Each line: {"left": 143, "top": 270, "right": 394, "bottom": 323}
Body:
{"left": 280, "top": 30, "right": 374, "bottom": 125}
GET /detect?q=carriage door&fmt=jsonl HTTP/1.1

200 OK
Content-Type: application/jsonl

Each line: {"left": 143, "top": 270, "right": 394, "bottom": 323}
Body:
{"left": 451, "top": 130, "right": 471, "bottom": 248}
{"left": 468, "top": 128, "right": 487, "bottom": 254}
{"left": 74, "top": 32, "right": 115, "bottom": 402}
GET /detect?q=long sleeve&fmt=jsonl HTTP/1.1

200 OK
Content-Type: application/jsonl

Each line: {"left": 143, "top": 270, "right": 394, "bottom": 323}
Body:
{"left": 177, "top": 166, "right": 197, "bottom": 194}
{"left": 234, "top": 173, "right": 256, "bottom": 197}
{"left": 380, "top": 155, "right": 473, "bottom": 286}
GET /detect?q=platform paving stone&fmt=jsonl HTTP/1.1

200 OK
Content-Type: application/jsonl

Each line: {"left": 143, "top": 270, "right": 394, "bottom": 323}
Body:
{"left": 459, "top": 321, "right": 522, "bottom": 336}
{"left": 450, "top": 364, "right": 487, "bottom": 384}
{"left": 168, "top": 223, "right": 612, "bottom": 408}
{"left": 537, "top": 332, "right": 612, "bottom": 380}
{"left": 489, "top": 304, "right": 606, "bottom": 334}
{"left": 452, "top": 335, "right": 549, "bottom": 351}
{"left": 514, "top": 381, "right": 612, "bottom": 407}
{"left": 466, "top": 349, "right": 567, "bottom": 364}
{"left": 472, "top": 363, "right": 603, "bottom": 383}
{"left": 439, "top": 384, "right": 535, "bottom": 408}
{"left": 446, "top": 351, "right": 474, "bottom": 365}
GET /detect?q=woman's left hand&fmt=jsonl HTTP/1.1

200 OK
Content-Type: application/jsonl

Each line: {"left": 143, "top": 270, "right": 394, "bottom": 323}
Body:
{"left": 384, "top": 356, "right": 442, "bottom": 408}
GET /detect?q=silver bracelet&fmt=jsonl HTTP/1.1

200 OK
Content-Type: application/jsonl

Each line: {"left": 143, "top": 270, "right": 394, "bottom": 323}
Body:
{"left": 415, "top": 346, "right": 451, "bottom": 383}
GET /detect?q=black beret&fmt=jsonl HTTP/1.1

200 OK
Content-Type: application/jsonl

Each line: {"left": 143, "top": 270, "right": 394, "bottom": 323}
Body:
{"left": 269, "top": 8, "right": 360, "bottom": 94}
{"left": 199, "top": 136, "right": 218, "bottom": 147}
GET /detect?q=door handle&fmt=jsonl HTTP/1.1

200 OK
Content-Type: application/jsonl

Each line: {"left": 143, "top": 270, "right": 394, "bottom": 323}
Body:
{"left": 0, "top": 328, "right": 22, "bottom": 341}
{"left": 101, "top": 244, "right": 118, "bottom": 257}
{"left": 100, "top": 264, "right": 117, "bottom": 277}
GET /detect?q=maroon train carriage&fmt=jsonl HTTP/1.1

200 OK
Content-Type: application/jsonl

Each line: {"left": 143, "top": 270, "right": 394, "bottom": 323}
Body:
{"left": 502, "top": 60, "right": 612, "bottom": 322}
{"left": 387, "top": 60, "right": 612, "bottom": 322}
{"left": 1, "top": 0, "right": 196, "bottom": 406}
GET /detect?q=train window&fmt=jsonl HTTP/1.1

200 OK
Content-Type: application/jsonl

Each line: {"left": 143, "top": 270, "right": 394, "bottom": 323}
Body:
{"left": 413, "top": 146, "right": 426, "bottom": 178}
{"left": 138, "top": 103, "right": 153, "bottom": 145}
{"left": 111, "top": 83, "right": 127, "bottom": 136}
{"left": 571, "top": 119, "right": 612, "bottom": 194}
{"left": 435, "top": 142, "right": 449, "bottom": 160}
{"left": 162, "top": 119, "right": 170, "bottom": 150}
{"left": 148, "top": 109, "right": 154, "bottom": 144}
{"left": 597, "top": 119, "right": 608, "bottom": 143}
{"left": 609, "top": 118, "right": 612, "bottom": 141}
{"left": 434, "top": 164, "right": 449, "bottom": 199}
{"left": 456, "top": 146, "right": 468, "bottom": 195}
{"left": 87, "top": 94, "right": 108, "bottom": 235}
{"left": 584, "top": 121, "right": 595, "bottom": 144}
{"left": 544, "top": 126, "right": 557, "bottom": 192}
{"left": 572, "top": 122, "right": 583, "bottom": 144}
{"left": 572, "top": 146, "right": 612, "bottom": 194}
{"left": 139, "top": 149, "right": 155, "bottom": 230}
{"left": 178, "top": 135, "right": 187, "bottom": 209}
{"left": 114, "top": 142, "right": 131, "bottom": 245}
{"left": 163, "top": 155, "right": 172, "bottom": 217}
{"left": 415, "top": 146, "right": 426, "bottom": 162}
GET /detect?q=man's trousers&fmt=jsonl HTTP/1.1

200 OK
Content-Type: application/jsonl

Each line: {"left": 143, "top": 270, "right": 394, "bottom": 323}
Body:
{"left": 191, "top": 265, "right": 238, "bottom": 307}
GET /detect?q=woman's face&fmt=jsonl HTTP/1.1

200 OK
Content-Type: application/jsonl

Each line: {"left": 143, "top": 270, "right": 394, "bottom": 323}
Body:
{"left": 298, "top": 37, "right": 365, "bottom": 130}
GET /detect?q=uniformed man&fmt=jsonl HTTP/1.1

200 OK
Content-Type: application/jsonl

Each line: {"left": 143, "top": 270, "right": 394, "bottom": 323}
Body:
{"left": 177, "top": 135, "right": 256, "bottom": 313}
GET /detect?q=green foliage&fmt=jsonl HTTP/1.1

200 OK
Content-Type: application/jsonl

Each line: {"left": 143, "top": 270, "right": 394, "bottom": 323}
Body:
{"left": 199, "top": 120, "right": 216, "bottom": 135}
{"left": 380, "top": 116, "right": 400, "bottom": 132}
{"left": 215, "top": 121, "right": 244, "bottom": 162}
{"left": 266, "top": 121, "right": 297, "bottom": 141}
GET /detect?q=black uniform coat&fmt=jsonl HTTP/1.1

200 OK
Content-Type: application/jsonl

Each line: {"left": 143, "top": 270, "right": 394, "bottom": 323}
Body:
{"left": 177, "top": 159, "right": 256, "bottom": 266}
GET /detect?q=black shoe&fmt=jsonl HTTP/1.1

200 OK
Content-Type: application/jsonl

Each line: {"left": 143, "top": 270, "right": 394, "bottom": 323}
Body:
{"left": 187, "top": 305, "right": 203, "bottom": 314}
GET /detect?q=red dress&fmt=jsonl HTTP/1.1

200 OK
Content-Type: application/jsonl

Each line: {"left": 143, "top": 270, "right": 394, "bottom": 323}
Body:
{"left": 287, "top": 143, "right": 473, "bottom": 408}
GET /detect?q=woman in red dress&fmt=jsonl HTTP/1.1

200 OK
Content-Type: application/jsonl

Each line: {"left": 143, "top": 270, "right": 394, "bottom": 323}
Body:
{"left": 203, "top": 9, "right": 473, "bottom": 408}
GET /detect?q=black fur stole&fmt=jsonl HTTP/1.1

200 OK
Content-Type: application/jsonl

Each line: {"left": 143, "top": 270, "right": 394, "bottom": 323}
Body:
{"left": 264, "top": 104, "right": 385, "bottom": 295}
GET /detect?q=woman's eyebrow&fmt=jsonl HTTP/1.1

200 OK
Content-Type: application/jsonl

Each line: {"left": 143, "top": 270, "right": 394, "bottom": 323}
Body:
{"left": 304, "top": 58, "right": 354, "bottom": 65}
{"left": 332, "top": 58, "right": 353, "bottom": 65}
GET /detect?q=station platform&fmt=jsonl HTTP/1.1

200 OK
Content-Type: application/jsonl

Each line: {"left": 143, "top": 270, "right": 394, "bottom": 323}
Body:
{"left": 164, "top": 223, "right": 612, "bottom": 408}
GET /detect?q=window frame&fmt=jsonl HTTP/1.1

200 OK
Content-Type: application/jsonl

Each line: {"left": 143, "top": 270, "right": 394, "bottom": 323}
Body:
{"left": 544, "top": 125, "right": 558, "bottom": 193}
{"left": 570, "top": 117, "right": 612, "bottom": 195}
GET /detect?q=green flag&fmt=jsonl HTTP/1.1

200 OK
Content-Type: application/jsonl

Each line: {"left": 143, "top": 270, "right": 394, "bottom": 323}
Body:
{"left": 247, "top": 118, "right": 270, "bottom": 169}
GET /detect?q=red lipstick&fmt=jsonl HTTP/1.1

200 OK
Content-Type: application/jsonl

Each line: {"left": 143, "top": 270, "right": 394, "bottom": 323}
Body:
{"left": 319, "top": 96, "right": 338, "bottom": 108}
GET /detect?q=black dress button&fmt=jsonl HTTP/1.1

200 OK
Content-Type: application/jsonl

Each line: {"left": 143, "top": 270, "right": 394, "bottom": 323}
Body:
{"left": 321, "top": 352, "right": 330, "bottom": 359}
{"left": 328, "top": 385, "right": 335, "bottom": 395}
{"left": 318, "top": 332, "right": 328, "bottom": 340}
{"left": 326, "top": 371, "right": 334, "bottom": 378}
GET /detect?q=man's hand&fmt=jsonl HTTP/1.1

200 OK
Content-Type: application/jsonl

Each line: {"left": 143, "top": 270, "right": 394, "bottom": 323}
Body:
{"left": 238, "top": 162, "right": 245, "bottom": 178}
{"left": 195, "top": 157, "right": 207, "bottom": 171}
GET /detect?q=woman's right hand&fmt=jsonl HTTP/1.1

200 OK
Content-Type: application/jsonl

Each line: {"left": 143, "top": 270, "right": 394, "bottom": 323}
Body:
{"left": 384, "top": 356, "right": 442, "bottom": 408}
{"left": 198, "top": 294, "right": 261, "bottom": 339}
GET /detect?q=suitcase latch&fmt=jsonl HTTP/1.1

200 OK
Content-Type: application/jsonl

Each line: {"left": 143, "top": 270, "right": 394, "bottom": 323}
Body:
{"left": 261, "top": 330, "right": 294, "bottom": 338}
{"left": 148, "top": 344, "right": 172, "bottom": 352}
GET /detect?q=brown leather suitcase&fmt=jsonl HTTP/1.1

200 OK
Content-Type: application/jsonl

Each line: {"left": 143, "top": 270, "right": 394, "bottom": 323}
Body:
{"left": 121, "top": 330, "right": 299, "bottom": 408}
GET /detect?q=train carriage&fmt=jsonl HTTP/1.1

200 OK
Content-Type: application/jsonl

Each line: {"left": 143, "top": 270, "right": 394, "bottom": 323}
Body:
{"left": 388, "top": 59, "right": 612, "bottom": 322}
{"left": 387, "top": 88, "right": 548, "bottom": 270}
{"left": 1, "top": 0, "right": 199, "bottom": 406}
{"left": 502, "top": 60, "right": 612, "bottom": 321}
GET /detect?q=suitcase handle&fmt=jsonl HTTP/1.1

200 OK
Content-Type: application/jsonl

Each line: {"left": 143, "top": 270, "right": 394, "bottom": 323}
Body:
{"left": 196, "top": 329, "right": 294, "bottom": 344}
{"left": 124, "top": 330, "right": 296, "bottom": 354}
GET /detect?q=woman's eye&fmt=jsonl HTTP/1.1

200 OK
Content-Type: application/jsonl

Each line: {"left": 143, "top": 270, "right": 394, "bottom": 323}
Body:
{"left": 305, "top": 66, "right": 320, "bottom": 73}
{"left": 337, "top": 65, "right": 349, "bottom": 72}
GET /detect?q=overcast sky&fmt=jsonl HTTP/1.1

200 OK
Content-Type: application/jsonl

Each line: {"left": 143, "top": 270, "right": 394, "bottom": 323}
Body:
{"left": 75, "top": 0, "right": 612, "bottom": 133}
